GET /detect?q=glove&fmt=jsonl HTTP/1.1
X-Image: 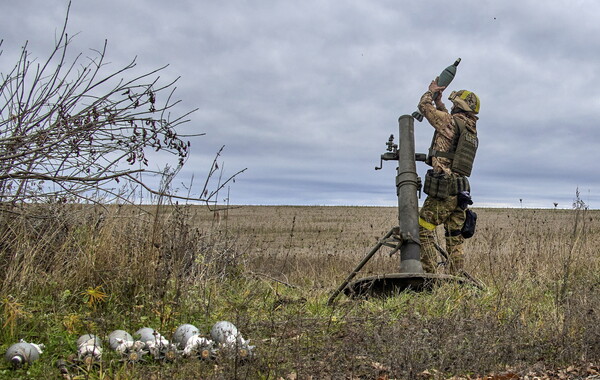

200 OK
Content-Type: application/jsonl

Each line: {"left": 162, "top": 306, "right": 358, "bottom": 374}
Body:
{"left": 457, "top": 191, "right": 473, "bottom": 210}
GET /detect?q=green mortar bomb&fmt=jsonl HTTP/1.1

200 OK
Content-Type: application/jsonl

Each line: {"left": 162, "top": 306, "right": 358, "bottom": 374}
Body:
{"left": 412, "top": 58, "right": 461, "bottom": 122}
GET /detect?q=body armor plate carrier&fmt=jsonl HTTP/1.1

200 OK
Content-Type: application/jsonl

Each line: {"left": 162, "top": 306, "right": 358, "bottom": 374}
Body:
{"left": 426, "top": 116, "right": 478, "bottom": 177}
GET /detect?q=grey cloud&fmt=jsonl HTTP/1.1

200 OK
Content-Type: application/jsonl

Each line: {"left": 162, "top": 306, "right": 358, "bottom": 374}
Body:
{"left": 2, "top": 0, "right": 600, "bottom": 208}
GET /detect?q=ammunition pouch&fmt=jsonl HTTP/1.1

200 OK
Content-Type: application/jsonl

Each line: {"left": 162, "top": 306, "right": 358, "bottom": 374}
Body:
{"left": 452, "top": 175, "right": 470, "bottom": 195}
{"left": 423, "top": 170, "right": 470, "bottom": 199}
{"left": 445, "top": 210, "right": 477, "bottom": 239}
{"left": 423, "top": 169, "right": 450, "bottom": 199}
{"left": 461, "top": 209, "right": 477, "bottom": 239}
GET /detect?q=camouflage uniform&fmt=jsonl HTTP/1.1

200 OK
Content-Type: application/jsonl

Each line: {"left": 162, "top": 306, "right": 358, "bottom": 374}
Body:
{"left": 417, "top": 90, "right": 478, "bottom": 274}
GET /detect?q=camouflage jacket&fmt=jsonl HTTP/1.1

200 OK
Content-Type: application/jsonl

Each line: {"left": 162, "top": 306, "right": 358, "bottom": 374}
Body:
{"left": 418, "top": 90, "right": 478, "bottom": 176}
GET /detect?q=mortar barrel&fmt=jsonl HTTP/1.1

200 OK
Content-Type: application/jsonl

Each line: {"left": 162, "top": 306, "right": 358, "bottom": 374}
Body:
{"left": 397, "top": 115, "right": 423, "bottom": 274}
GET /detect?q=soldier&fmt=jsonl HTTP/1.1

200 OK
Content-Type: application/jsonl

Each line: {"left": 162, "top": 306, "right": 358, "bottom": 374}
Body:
{"left": 417, "top": 79, "right": 480, "bottom": 274}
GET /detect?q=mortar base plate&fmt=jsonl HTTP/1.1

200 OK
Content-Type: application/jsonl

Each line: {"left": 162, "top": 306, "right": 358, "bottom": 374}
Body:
{"left": 344, "top": 273, "right": 469, "bottom": 298}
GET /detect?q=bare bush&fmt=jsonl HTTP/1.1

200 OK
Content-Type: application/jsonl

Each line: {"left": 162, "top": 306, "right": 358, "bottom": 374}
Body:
{"left": 0, "top": 3, "right": 242, "bottom": 205}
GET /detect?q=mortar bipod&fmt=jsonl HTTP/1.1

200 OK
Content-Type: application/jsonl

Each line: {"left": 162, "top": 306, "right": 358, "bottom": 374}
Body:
{"left": 326, "top": 225, "right": 474, "bottom": 304}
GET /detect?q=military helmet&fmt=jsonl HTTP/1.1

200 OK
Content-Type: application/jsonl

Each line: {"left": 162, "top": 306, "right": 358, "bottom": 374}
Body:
{"left": 448, "top": 90, "right": 480, "bottom": 114}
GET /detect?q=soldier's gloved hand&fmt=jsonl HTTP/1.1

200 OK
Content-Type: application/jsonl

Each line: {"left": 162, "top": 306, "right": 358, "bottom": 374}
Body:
{"left": 457, "top": 191, "right": 473, "bottom": 210}
{"left": 429, "top": 77, "right": 446, "bottom": 94}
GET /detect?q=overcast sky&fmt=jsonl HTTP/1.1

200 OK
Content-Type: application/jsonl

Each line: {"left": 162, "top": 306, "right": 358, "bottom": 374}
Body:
{"left": 2, "top": 1, "right": 599, "bottom": 208}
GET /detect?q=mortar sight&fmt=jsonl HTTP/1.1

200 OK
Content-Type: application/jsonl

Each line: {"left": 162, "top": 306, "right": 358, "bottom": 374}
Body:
{"left": 375, "top": 133, "right": 427, "bottom": 170}
{"left": 375, "top": 135, "right": 398, "bottom": 170}
{"left": 386, "top": 134, "right": 397, "bottom": 152}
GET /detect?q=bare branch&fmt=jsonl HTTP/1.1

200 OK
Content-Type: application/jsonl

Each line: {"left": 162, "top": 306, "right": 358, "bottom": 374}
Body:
{"left": 0, "top": 4, "right": 244, "bottom": 206}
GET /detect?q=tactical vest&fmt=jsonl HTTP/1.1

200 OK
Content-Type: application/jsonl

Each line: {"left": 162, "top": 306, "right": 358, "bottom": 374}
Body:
{"left": 426, "top": 116, "right": 478, "bottom": 177}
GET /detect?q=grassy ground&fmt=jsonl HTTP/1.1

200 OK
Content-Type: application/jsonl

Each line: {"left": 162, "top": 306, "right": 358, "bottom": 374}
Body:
{"left": 1, "top": 204, "right": 600, "bottom": 379}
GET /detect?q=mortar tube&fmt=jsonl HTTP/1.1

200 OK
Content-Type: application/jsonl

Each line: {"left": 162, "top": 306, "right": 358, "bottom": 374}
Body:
{"left": 397, "top": 115, "right": 424, "bottom": 274}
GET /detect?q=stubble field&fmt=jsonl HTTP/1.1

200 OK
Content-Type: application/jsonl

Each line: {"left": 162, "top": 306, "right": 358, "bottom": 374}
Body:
{"left": 1, "top": 204, "right": 600, "bottom": 379}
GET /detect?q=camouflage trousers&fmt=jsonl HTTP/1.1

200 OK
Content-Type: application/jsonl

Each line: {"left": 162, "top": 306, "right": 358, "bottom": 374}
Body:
{"left": 418, "top": 195, "right": 466, "bottom": 274}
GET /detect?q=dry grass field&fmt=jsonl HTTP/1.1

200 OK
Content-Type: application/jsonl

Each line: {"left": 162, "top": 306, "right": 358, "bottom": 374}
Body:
{"left": 1, "top": 204, "right": 600, "bottom": 379}
{"left": 216, "top": 205, "right": 600, "bottom": 291}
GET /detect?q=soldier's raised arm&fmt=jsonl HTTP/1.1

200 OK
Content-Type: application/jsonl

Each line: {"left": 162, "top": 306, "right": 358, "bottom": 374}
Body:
{"left": 418, "top": 80, "right": 452, "bottom": 134}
